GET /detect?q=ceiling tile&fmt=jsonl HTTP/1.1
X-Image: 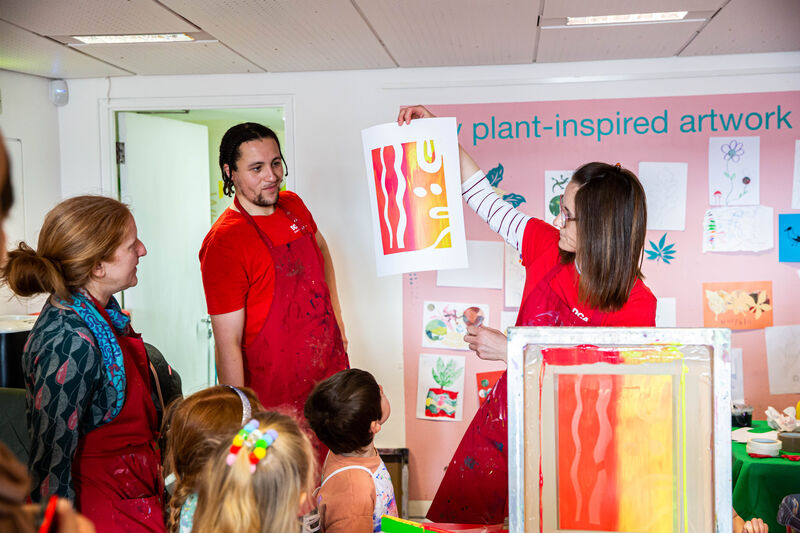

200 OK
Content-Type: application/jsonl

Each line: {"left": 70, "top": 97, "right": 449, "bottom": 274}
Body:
{"left": 542, "top": 0, "right": 725, "bottom": 17}
{"left": 355, "top": 0, "right": 540, "bottom": 67}
{"left": 74, "top": 41, "right": 264, "bottom": 75}
{"left": 0, "top": 19, "right": 131, "bottom": 79}
{"left": 537, "top": 20, "right": 705, "bottom": 62}
{"left": 158, "top": 0, "right": 394, "bottom": 71}
{"left": 0, "top": 0, "right": 196, "bottom": 35}
{"left": 681, "top": 0, "right": 800, "bottom": 56}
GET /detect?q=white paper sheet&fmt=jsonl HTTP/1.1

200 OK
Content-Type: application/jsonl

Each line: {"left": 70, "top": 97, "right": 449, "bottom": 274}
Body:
{"left": 702, "top": 206, "right": 773, "bottom": 253}
{"left": 362, "top": 118, "right": 466, "bottom": 276}
{"left": 655, "top": 297, "right": 677, "bottom": 327}
{"left": 500, "top": 311, "right": 518, "bottom": 335}
{"left": 708, "top": 137, "right": 760, "bottom": 206}
{"left": 416, "top": 353, "right": 466, "bottom": 421}
{"left": 504, "top": 244, "right": 525, "bottom": 308}
{"left": 731, "top": 427, "right": 777, "bottom": 443}
{"left": 436, "top": 240, "right": 503, "bottom": 289}
{"left": 638, "top": 162, "right": 688, "bottom": 231}
{"left": 543, "top": 170, "right": 573, "bottom": 225}
{"left": 793, "top": 140, "right": 800, "bottom": 209}
{"left": 730, "top": 347, "right": 745, "bottom": 404}
{"left": 421, "top": 301, "right": 490, "bottom": 351}
{"left": 764, "top": 325, "right": 800, "bottom": 395}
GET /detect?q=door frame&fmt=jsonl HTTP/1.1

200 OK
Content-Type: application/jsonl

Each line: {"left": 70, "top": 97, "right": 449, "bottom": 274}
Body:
{"left": 98, "top": 94, "right": 295, "bottom": 199}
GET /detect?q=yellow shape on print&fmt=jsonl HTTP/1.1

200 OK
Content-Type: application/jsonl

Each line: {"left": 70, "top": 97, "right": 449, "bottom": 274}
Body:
{"left": 218, "top": 180, "right": 224, "bottom": 199}
{"left": 616, "top": 374, "right": 674, "bottom": 533}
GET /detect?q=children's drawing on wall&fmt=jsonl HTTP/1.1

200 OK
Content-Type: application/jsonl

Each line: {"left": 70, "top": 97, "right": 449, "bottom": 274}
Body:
{"left": 764, "top": 325, "right": 800, "bottom": 395}
{"left": 708, "top": 137, "right": 760, "bottom": 206}
{"left": 645, "top": 233, "right": 676, "bottom": 264}
{"left": 702, "top": 205, "right": 773, "bottom": 253}
{"left": 422, "top": 301, "right": 489, "bottom": 350}
{"left": 730, "top": 347, "right": 745, "bottom": 404}
{"left": 543, "top": 170, "right": 573, "bottom": 225}
{"left": 703, "top": 281, "right": 773, "bottom": 330}
{"left": 476, "top": 370, "right": 504, "bottom": 406}
{"left": 638, "top": 162, "right": 688, "bottom": 230}
{"left": 416, "top": 353, "right": 466, "bottom": 421}
{"left": 779, "top": 213, "right": 800, "bottom": 262}
{"left": 486, "top": 163, "right": 527, "bottom": 208}
{"left": 362, "top": 118, "right": 467, "bottom": 276}
{"left": 792, "top": 140, "right": 800, "bottom": 209}
{"left": 504, "top": 245, "right": 525, "bottom": 308}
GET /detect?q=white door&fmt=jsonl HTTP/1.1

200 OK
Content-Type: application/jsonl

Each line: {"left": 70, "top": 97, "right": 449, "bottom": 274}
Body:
{"left": 117, "top": 112, "right": 212, "bottom": 395}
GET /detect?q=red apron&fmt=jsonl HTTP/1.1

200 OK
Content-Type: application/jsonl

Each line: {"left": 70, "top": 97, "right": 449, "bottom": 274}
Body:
{"left": 427, "top": 262, "right": 605, "bottom": 524}
{"left": 233, "top": 196, "right": 349, "bottom": 464}
{"left": 71, "top": 300, "right": 166, "bottom": 533}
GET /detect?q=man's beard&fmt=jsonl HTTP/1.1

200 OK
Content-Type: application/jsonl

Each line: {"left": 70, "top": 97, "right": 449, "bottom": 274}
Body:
{"left": 252, "top": 189, "right": 279, "bottom": 207}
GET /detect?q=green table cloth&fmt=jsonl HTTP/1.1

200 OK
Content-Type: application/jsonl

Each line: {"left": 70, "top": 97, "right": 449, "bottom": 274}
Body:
{"left": 732, "top": 420, "right": 800, "bottom": 532}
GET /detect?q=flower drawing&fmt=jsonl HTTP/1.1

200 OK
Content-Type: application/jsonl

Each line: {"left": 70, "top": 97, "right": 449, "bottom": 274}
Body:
{"left": 721, "top": 140, "right": 745, "bottom": 162}
{"left": 720, "top": 139, "right": 750, "bottom": 204}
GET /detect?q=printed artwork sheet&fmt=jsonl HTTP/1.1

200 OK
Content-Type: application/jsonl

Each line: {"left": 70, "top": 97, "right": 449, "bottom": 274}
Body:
{"left": 638, "top": 162, "right": 688, "bottom": 231}
{"left": 779, "top": 213, "right": 800, "bottom": 262}
{"left": 362, "top": 118, "right": 466, "bottom": 276}
{"left": 703, "top": 206, "right": 773, "bottom": 253}
{"left": 702, "top": 281, "right": 773, "bottom": 330}
{"left": 708, "top": 137, "right": 760, "bottom": 206}
{"left": 422, "top": 301, "right": 489, "bottom": 351}
{"left": 504, "top": 244, "right": 525, "bottom": 308}
{"left": 436, "top": 240, "right": 503, "bottom": 289}
{"left": 416, "top": 353, "right": 466, "bottom": 421}
{"left": 543, "top": 170, "right": 573, "bottom": 225}
{"left": 764, "top": 325, "right": 800, "bottom": 395}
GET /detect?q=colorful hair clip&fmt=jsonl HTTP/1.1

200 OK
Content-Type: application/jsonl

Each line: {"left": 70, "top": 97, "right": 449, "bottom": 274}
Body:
{"left": 226, "top": 419, "right": 278, "bottom": 473}
{"left": 614, "top": 162, "right": 622, "bottom": 169}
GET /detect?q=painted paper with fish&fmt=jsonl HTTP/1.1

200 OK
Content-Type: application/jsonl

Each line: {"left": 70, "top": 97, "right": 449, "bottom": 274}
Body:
{"left": 422, "top": 301, "right": 489, "bottom": 351}
{"left": 702, "top": 280, "right": 773, "bottom": 330}
{"left": 556, "top": 373, "right": 674, "bottom": 532}
{"left": 708, "top": 137, "right": 760, "bottom": 206}
{"left": 416, "top": 353, "right": 466, "bottom": 421}
{"left": 362, "top": 118, "right": 467, "bottom": 276}
{"left": 778, "top": 213, "right": 800, "bottom": 262}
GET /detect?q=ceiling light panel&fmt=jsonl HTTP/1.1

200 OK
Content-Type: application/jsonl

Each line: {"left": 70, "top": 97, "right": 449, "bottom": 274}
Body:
{"left": 541, "top": 0, "right": 725, "bottom": 17}
{"left": 0, "top": 0, "right": 197, "bottom": 35}
{"left": 0, "top": 18, "right": 131, "bottom": 79}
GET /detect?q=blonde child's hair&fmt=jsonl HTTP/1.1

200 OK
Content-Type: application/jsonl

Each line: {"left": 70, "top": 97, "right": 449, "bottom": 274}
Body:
{"left": 162, "top": 385, "right": 263, "bottom": 533}
{"left": 192, "top": 410, "right": 317, "bottom": 533}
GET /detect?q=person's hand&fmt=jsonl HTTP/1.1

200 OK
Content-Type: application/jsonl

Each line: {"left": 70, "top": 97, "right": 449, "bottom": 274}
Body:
{"left": 742, "top": 518, "right": 768, "bottom": 533}
{"left": 56, "top": 498, "right": 96, "bottom": 533}
{"left": 464, "top": 324, "right": 508, "bottom": 363}
{"left": 397, "top": 106, "right": 436, "bottom": 125}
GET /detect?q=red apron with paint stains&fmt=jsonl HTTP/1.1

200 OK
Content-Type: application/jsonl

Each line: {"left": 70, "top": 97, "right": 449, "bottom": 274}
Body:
{"left": 427, "top": 262, "right": 605, "bottom": 524}
{"left": 233, "top": 196, "right": 349, "bottom": 465}
{"left": 72, "top": 302, "right": 166, "bottom": 532}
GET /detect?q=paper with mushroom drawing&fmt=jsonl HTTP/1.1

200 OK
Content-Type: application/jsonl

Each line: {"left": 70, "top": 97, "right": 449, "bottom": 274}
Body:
{"left": 639, "top": 162, "right": 688, "bottom": 231}
{"left": 436, "top": 240, "right": 503, "bottom": 289}
{"left": 362, "top": 118, "right": 467, "bottom": 277}
{"left": 543, "top": 170, "right": 573, "bottom": 226}
{"left": 422, "top": 301, "right": 489, "bottom": 351}
{"left": 417, "top": 353, "right": 466, "bottom": 421}
{"left": 702, "top": 281, "right": 773, "bottom": 330}
{"left": 504, "top": 244, "right": 525, "bottom": 308}
{"left": 765, "top": 325, "right": 800, "bottom": 395}
{"left": 702, "top": 206, "right": 773, "bottom": 253}
{"left": 708, "top": 137, "right": 759, "bottom": 206}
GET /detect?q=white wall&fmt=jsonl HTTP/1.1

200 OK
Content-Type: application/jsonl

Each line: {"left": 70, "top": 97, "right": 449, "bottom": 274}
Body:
{"left": 0, "top": 70, "right": 62, "bottom": 314}
{"left": 56, "top": 52, "right": 800, "bottom": 448}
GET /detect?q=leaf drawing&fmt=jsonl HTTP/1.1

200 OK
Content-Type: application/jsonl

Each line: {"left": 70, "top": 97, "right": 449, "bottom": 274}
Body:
{"left": 486, "top": 164, "right": 504, "bottom": 187}
{"left": 751, "top": 290, "right": 771, "bottom": 319}
{"left": 432, "top": 357, "right": 463, "bottom": 389}
{"left": 727, "top": 291, "right": 755, "bottom": 315}
{"left": 706, "top": 290, "right": 727, "bottom": 318}
{"left": 502, "top": 192, "right": 526, "bottom": 207}
{"left": 645, "top": 233, "right": 676, "bottom": 263}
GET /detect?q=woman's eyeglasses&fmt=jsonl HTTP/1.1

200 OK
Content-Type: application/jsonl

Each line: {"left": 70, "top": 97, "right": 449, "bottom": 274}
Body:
{"left": 559, "top": 194, "right": 576, "bottom": 222}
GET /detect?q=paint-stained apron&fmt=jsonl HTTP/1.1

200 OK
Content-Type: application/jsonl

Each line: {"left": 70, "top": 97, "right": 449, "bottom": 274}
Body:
{"left": 72, "top": 301, "right": 166, "bottom": 532}
{"left": 233, "top": 195, "right": 349, "bottom": 465}
{"left": 426, "top": 261, "right": 605, "bottom": 524}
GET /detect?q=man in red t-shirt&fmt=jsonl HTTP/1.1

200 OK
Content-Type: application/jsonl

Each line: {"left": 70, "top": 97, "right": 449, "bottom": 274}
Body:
{"left": 199, "top": 123, "right": 349, "bottom": 428}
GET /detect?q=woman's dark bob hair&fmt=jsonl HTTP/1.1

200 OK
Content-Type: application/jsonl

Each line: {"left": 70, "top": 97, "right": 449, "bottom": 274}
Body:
{"left": 559, "top": 162, "right": 647, "bottom": 312}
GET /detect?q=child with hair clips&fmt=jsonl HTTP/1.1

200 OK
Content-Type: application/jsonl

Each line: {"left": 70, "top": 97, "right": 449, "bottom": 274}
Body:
{"left": 304, "top": 369, "right": 397, "bottom": 533}
{"left": 162, "top": 385, "right": 263, "bottom": 533}
{"left": 192, "top": 410, "right": 317, "bottom": 533}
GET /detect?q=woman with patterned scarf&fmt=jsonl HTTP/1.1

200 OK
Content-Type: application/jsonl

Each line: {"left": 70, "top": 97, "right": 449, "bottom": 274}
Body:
{"left": 1, "top": 195, "right": 165, "bottom": 532}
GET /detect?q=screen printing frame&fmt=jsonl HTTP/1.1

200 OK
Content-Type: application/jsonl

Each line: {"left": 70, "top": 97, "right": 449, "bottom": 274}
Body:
{"left": 507, "top": 327, "right": 732, "bottom": 533}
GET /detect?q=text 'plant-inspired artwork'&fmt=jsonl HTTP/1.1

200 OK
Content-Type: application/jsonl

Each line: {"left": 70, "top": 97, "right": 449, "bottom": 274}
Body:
{"left": 362, "top": 118, "right": 466, "bottom": 276}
